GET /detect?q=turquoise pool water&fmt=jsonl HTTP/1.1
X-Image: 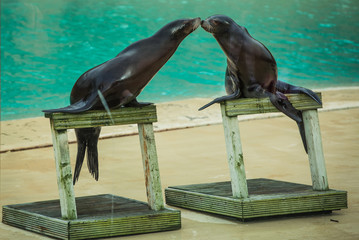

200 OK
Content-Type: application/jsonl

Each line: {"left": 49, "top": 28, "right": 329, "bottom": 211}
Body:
{"left": 1, "top": 0, "right": 358, "bottom": 121}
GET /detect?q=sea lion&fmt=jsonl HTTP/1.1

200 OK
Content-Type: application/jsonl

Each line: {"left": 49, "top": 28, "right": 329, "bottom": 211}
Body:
{"left": 44, "top": 17, "right": 201, "bottom": 184}
{"left": 199, "top": 15, "right": 322, "bottom": 153}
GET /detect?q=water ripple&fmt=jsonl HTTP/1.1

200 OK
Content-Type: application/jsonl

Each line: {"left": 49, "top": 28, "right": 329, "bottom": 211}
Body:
{"left": 1, "top": 0, "right": 358, "bottom": 120}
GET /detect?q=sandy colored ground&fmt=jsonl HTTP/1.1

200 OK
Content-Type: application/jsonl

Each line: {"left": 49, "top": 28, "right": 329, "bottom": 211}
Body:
{"left": 1, "top": 88, "right": 359, "bottom": 239}
{"left": 1, "top": 87, "right": 359, "bottom": 153}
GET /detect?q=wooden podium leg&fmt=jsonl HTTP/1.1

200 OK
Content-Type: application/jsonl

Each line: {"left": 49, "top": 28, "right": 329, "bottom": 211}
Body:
{"left": 221, "top": 104, "right": 249, "bottom": 199}
{"left": 303, "top": 110, "right": 329, "bottom": 191}
{"left": 50, "top": 120, "right": 77, "bottom": 220}
{"left": 138, "top": 123, "right": 164, "bottom": 211}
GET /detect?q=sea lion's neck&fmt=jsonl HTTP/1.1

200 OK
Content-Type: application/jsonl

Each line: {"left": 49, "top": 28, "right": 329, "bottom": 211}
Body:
{"left": 215, "top": 31, "right": 244, "bottom": 66}
{"left": 153, "top": 36, "right": 181, "bottom": 60}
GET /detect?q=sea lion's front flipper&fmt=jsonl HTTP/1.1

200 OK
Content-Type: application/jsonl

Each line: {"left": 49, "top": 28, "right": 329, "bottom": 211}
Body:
{"left": 125, "top": 98, "right": 153, "bottom": 107}
{"left": 42, "top": 100, "right": 88, "bottom": 113}
{"left": 42, "top": 93, "right": 98, "bottom": 113}
{"left": 199, "top": 88, "right": 240, "bottom": 111}
{"left": 276, "top": 80, "right": 322, "bottom": 105}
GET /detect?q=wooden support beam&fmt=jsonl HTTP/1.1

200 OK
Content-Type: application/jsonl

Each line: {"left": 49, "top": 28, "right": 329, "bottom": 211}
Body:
{"left": 303, "top": 110, "right": 329, "bottom": 190}
{"left": 45, "top": 105, "right": 157, "bottom": 130}
{"left": 220, "top": 103, "right": 248, "bottom": 199}
{"left": 138, "top": 123, "right": 164, "bottom": 211}
{"left": 50, "top": 120, "right": 77, "bottom": 220}
{"left": 223, "top": 93, "right": 322, "bottom": 116}
{"left": 46, "top": 106, "right": 163, "bottom": 219}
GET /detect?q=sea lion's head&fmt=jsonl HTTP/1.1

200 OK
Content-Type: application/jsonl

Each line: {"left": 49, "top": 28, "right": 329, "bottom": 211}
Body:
{"left": 168, "top": 17, "right": 201, "bottom": 39}
{"left": 201, "top": 15, "right": 237, "bottom": 35}
{"left": 155, "top": 17, "right": 201, "bottom": 41}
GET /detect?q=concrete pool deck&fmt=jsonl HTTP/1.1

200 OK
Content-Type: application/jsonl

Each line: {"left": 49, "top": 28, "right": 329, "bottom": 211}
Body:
{"left": 1, "top": 87, "right": 358, "bottom": 239}
{"left": 1, "top": 87, "right": 359, "bottom": 153}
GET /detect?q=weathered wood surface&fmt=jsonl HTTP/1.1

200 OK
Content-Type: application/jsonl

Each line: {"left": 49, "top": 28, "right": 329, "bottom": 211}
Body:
{"left": 138, "top": 123, "right": 164, "bottom": 211}
{"left": 168, "top": 179, "right": 340, "bottom": 198}
{"left": 45, "top": 105, "right": 164, "bottom": 217}
{"left": 2, "top": 194, "right": 181, "bottom": 240}
{"left": 165, "top": 178, "right": 347, "bottom": 220}
{"left": 45, "top": 105, "right": 157, "bottom": 130}
{"left": 303, "top": 110, "right": 329, "bottom": 190}
{"left": 220, "top": 104, "right": 248, "bottom": 199}
{"left": 223, "top": 93, "right": 322, "bottom": 117}
{"left": 50, "top": 120, "right": 77, "bottom": 220}
{"left": 219, "top": 93, "right": 327, "bottom": 194}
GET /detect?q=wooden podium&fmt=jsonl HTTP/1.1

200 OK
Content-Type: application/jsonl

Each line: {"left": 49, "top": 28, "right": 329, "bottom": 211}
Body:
{"left": 3, "top": 105, "right": 180, "bottom": 239}
{"left": 165, "top": 93, "right": 347, "bottom": 220}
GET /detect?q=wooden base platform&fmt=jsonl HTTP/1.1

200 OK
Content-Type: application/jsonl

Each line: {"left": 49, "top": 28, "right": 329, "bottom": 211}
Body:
{"left": 165, "top": 178, "right": 347, "bottom": 221}
{"left": 2, "top": 194, "right": 181, "bottom": 239}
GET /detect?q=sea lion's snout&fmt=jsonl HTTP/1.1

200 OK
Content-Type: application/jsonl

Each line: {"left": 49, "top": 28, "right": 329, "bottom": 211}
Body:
{"left": 192, "top": 17, "right": 201, "bottom": 31}
{"left": 201, "top": 19, "right": 212, "bottom": 33}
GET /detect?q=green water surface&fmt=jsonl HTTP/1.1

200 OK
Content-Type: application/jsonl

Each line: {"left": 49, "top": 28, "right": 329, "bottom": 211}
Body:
{"left": 1, "top": 0, "right": 358, "bottom": 120}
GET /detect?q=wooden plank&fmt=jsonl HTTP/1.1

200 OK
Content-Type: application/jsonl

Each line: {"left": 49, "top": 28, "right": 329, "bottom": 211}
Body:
{"left": 165, "top": 179, "right": 347, "bottom": 220}
{"left": 166, "top": 186, "right": 347, "bottom": 220}
{"left": 69, "top": 210, "right": 180, "bottom": 239}
{"left": 303, "top": 110, "right": 329, "bottom": 190}
{"left": 45, "top": 105, "right": 157, "bottom": 130}
{"left": 224, "top": 93, "right": 322, "bottom": 117}
{"left": 50, "top": 120, "right": 77, "bottom": 220}
{"left": 2, "top": 195, "right": 181, "bottom": 240}
{"left": 2, "top": 206, "right": 68, "bottom": 239}
{"left": 220, "top": 103, "right": 248, "bottom": 199}
{"left": 138, "top": 123, "right": 164, "bottom": 211}
{"left": 168, "top": 179, "right": 336, "bottom": 198}
{"left": 241, "top": 193, "right": 347, "bottom": 218}
{"left": 166, "top": 187, "right": 242, "bottom": 218}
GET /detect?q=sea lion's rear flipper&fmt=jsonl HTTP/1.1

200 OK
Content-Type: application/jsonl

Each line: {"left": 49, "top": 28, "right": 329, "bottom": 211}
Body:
{"left": 269, "top": 92, "right": 302, "bottom": 123}
{"left": 276, "top": 80, "right": 322, "bottom": 105}
{"left": 297, "top": 120, "right": 308, "bottom": 153}
{"left": 199, "top": 88, "right": 240, "bottom": 111}
{"left": 73, "top": 127, "right": 101, "bottom": 185}
{"left": 269, "top": 92, "right": 308, "bottom": 153}
{"left": 73, "top": 128, "right": 87, "bottom": 185}
{"left": 86, "top": 127, "right": 101, "bottom": 181}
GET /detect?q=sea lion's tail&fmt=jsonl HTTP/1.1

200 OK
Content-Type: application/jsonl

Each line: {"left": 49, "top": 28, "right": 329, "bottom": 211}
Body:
{"left": 73, "top": 127, "right": 101, "bottom": 185}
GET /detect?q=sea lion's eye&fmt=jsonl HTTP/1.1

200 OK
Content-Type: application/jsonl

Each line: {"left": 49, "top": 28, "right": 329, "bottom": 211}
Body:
{"left": 212, "top": 19, "right": 220, "bottom": 25}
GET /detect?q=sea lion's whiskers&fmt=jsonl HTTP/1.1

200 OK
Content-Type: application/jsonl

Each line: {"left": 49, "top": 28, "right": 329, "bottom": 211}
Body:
{"left": 97, "top": 90, "right": 114, "bottom": 124}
